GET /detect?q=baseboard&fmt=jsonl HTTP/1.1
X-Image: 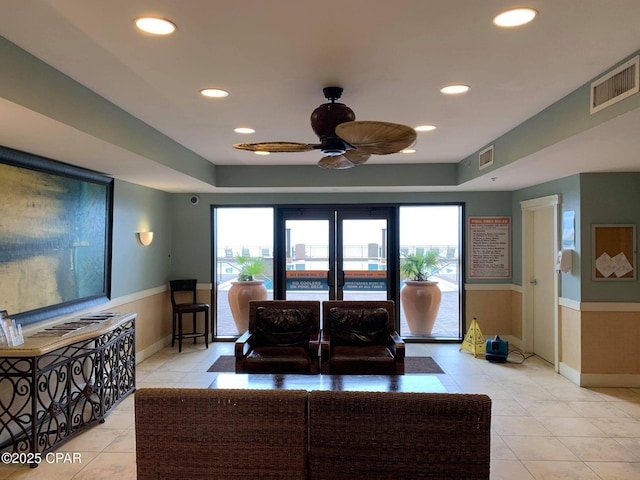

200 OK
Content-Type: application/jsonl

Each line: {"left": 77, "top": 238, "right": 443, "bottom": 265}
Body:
{"left": 559, "top": 362, "right": 640, "bottom": 387}
{"left": 559, "top": 362, "right": 581, "bottom": 385}
{"left": 137, "top": 334, "right": 172, "bottom": 364}
{"left": 579, "top": 373, "right": 640, "bottom": 388}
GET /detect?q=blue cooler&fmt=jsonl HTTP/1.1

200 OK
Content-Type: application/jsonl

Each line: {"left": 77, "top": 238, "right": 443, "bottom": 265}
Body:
{"left": 485, "top": 335, "right": 509, "bottom": 363}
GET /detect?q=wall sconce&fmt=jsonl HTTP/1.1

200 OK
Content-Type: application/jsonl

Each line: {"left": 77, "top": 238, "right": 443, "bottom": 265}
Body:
{"left": 137, "top": 231, "right": 154, "bottom": 246}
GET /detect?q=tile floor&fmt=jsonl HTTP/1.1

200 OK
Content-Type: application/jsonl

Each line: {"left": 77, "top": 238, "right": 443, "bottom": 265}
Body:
{"left": 2, "top": 342, "right": 640, "bottom": 479}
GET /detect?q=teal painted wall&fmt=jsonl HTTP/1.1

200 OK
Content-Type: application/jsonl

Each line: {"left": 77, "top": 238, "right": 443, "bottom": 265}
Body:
{"left": 508, "top": 172, "right": 640, "bottom": 303}
{"left": 76, "top": 173, "right": 640, "bottom": 306}
{"left": 511, "top": 175, "right": 581, "bottom": 300}
{"left": 111, "top": 180, "right": 172, "bottom": 297}
{"left": 580, "top": 172, "right": 640, "bottom": 302}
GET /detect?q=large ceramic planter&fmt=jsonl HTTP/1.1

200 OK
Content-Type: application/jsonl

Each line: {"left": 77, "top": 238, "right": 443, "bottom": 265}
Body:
{"left": 401, "top": 280, "right": 442, "bottom": 335}
{"left": 228, "top": 280, "right": 267, "bottom": 333}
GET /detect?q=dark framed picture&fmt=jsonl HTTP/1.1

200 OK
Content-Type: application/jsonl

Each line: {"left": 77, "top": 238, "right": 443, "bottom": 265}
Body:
{"left": 0, "top": 146, "right": 113, "bottom": 325}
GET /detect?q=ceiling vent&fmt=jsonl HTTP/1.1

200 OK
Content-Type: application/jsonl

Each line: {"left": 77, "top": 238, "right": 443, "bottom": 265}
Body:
{"left": 479, "top": 145, "right": 494, "bottom": 170}
{"left": 590, "top": 56, "right": 639, "bottom": 114}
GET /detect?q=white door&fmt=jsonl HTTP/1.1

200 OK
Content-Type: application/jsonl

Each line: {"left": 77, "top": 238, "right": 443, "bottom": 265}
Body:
{"left": 532, "top": 207, "right": 556, "bottom": 363}
{"left": 521, "top": 195, "right": 559, "bottom": 369}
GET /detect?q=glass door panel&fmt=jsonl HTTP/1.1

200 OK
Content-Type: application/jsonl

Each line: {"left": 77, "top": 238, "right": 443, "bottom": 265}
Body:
{"left": 284, "top": 219, "right": 331, "bottom": 302}
{"left": 340, "top": 219, "right": 388, "bottom": 301}
{"left": 399, "top": 205, "right": 462, "bottom": 340}
{"left": 213, "top": 207, "right": 273, "bottom": 338}
{"left": 276, "top": 207, "right": 394, "bottom": 303}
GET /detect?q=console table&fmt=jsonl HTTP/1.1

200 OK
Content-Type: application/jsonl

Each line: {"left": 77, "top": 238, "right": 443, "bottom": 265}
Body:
{"left": 0, "top": 312, "right": 135, "bottom": 464}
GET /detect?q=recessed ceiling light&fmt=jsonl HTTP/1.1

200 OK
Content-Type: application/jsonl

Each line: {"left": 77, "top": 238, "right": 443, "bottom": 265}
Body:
{"left": 254, "top": 151, "right": 270, "bottom": 156}
{"left": 401, "top": 149, "right": 416, "bottom": 154}
{"left": 234, "top": 127, "right": 255, "bottom": 134}
{"left": 134, "top": 17, "right": 176, "bottom": 35}
{"left": 440, "top": 84, "right": 470, "bottom": 95}
{"left": 200, "top": 88, "right": 229, "bottom": 98}
{"left": 415, "top": 124, "right": 437, "bottom": 132}
{"left": 493, "top": 8, "right": 537, "bottom": 27}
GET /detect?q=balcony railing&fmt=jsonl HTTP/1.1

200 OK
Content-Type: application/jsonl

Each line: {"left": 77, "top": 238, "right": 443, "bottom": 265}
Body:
{"left": 218, "top": 244, "right": 458, "bottom": 261}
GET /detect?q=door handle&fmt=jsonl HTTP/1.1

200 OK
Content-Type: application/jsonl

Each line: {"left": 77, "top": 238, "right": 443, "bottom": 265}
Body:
{"left": 530, "top": 279, "right": 538, "bottom": 285}
{"left": 327, "top": 270, "right": 335, "bottom": 287}
{"left": 337, "top": 270, "right": 345, "bottom": 287}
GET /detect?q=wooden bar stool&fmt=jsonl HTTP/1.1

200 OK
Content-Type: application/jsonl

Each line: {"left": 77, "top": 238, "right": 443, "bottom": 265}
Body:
{"left": 169, "top": 279, "right": 209, "bottom": 352}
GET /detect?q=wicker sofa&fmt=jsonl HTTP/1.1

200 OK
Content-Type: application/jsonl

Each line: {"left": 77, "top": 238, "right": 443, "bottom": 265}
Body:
{"left": 135, "top": 388, "right": 491, "bottom": 479}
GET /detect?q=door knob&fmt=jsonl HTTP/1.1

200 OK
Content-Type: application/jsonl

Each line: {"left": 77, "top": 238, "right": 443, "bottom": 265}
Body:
{"left": 530, "top": 279, "right": 537, "bottom": 285}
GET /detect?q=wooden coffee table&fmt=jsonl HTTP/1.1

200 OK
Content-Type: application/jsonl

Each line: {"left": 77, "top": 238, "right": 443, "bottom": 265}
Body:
{"left": 209, "top": 373, "right": 446, "bottom": 393}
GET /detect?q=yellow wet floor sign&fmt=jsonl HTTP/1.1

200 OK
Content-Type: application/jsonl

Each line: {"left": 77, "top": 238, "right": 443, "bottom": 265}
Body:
{"left": 459, "top": 318, "right": 485, "bottom": 357}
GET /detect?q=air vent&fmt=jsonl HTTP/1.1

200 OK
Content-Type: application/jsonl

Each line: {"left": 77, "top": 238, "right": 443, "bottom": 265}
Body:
{"left": 590, "top": 56, "right": 639, "bottom": 114}
{"left": 479, "top": 145, "right": 494, "bottom": 170}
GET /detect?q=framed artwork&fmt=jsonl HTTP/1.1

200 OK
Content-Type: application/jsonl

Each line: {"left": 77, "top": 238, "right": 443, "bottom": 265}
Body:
{"left": 0, "top": 146, "right": 113, "bottom": 325}
{"left": 592, "top": 224, "right": 636, "bottom": 280}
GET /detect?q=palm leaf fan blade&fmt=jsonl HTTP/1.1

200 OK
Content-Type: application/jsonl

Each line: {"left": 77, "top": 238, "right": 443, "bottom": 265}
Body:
{"left": 336, "top": 121, "right": 417, "bottom": 155}
{"left": 317, "top": 155, "right": 356, "bottom": 169}
{"left": 233, "top": 142, "right": 314, "bottom": 153}
{"left": 343, "top": 149, "right": 371, "bottom": 165}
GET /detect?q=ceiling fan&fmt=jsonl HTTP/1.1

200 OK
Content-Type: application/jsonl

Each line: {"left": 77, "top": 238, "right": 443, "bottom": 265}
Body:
{"left": 233, "top": 87, "right": 417, "bottom": 169}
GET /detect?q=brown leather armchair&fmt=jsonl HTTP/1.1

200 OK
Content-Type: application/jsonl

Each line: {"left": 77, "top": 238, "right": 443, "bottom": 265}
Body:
{"left": 320, "top": 300, "right": 405, "bottom": 375}
{"left": 235, "top": 300, "right": 321, "bottom": 374}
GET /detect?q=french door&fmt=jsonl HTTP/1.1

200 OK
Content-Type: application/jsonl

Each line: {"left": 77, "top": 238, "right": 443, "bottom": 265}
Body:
{"left": 274, "top": 207, "right": 398, "bottom": 302}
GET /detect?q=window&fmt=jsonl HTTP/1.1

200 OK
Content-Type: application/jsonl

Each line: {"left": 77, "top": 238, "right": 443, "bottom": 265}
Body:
{"left": 213, "top": 207, "right": 273, "bottom": 337}
{"left": 399, "top": 205, "right": 461, "bottom": 339}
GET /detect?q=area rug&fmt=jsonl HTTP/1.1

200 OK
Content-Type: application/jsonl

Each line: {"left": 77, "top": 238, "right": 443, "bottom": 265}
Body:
{"left": 207, "top": 355, "right": 443, "bottom": 374}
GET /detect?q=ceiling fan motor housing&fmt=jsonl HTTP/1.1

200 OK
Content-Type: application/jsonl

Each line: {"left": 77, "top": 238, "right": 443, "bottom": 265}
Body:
{"left": 310, "top": 102, "right": 355, "bottom": 156}
{"left": 310, "top": 102, "right": 355, "bottom": 139}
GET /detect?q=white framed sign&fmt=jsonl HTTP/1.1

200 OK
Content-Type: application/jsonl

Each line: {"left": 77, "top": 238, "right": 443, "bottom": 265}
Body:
{"left": 469, "top": 217, "right": 511, "bottom": 278}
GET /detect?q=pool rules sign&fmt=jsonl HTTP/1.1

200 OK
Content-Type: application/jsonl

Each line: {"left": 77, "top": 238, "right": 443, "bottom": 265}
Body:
{"left": 469, "top": 217, "right": 511, "bottom": 278}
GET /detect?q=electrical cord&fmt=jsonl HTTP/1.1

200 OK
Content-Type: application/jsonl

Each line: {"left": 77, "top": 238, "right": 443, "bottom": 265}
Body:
{"left": 506, "top": 348, "right": 537, "bottom": 364}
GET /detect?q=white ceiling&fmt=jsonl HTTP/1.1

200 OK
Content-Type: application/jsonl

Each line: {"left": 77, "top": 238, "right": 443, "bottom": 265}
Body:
{"left": 0, "top": 0, "right": 639, "bottom": 193}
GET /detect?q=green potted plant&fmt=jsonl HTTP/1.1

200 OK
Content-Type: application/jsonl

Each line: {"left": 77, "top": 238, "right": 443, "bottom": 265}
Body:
{"left": 400, "top": 250, "right": 442, "bottom": 335}
{"left": 228, "top": 255, "right": 267, "bottom": 333}
{"left": 235, "top": 255, "right": 265, "bottom": 281}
